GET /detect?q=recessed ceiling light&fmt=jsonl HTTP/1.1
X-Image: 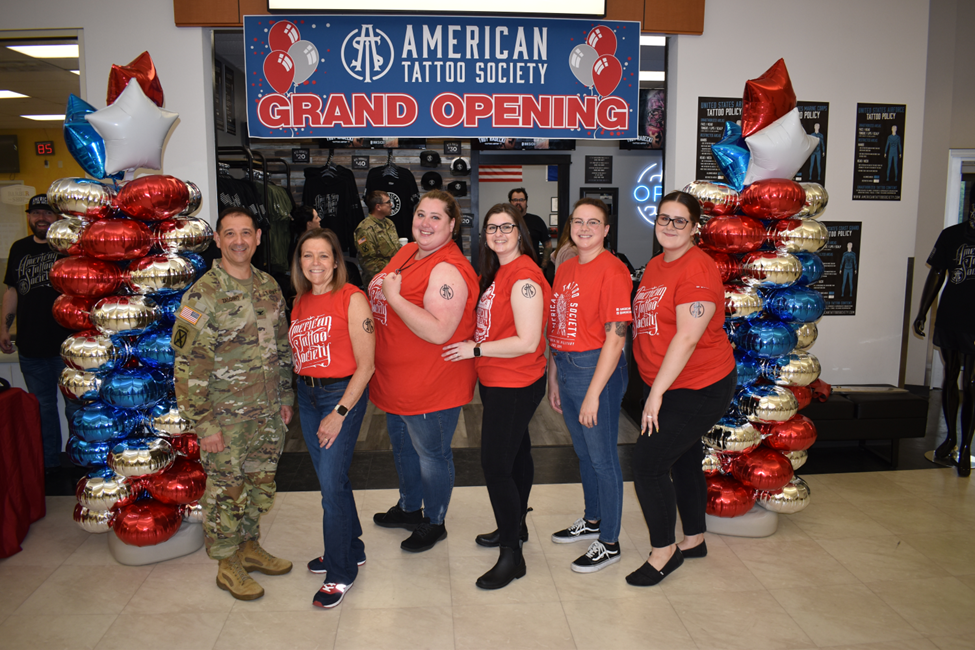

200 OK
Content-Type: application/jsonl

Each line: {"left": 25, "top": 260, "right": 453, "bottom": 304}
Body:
{"left": 8, "top": 44, "right": 79, "bottom": 59}
{"left": 639, "top": 71, "right": 666, "bottom": 81}
{"left": 640, "top": 36, "right": 667, "bottom": 47}
{"left": 21, "top": 114, "right": 65, "bottom": 121}
{"left": 0, "top": 90, "right": 29, "bottom": 99}
{"left": 71, "top": 70, "right": 80, "bottom": 75}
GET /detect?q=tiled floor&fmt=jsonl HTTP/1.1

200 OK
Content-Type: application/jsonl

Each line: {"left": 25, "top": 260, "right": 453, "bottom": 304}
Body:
{"left": 3, "top": 469, "right": 974, "bottom": 650}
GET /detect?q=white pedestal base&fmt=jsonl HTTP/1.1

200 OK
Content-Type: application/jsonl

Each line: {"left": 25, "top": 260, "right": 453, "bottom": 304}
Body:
{"left": 706, "top": 505, "right": 779, "bottom": 538}
{"left": 108, "top": 520, "right": 204, "bottom": 565}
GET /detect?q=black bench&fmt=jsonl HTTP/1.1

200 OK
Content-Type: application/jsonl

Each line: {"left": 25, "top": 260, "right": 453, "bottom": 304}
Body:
{"left": 802, "top": 385, "right": 928, "bottom": 468}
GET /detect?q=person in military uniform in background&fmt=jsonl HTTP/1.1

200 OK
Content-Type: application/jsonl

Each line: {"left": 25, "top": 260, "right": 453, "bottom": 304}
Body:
{"left": 355, "top": 190, "right": 401, "bottom": 285}
{"left": 172, "top": 207, "right": 295, "bottom": 601}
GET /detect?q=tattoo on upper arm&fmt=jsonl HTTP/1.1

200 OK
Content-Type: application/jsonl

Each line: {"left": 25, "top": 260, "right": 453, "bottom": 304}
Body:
{"left": 690, "top": 302, "right": 705, "bottom": 318}
{"left": 521, "top": 284, "right": 537, "bottom": 299}
{"left": 439, "top": 284, "right": 454, "bottom": 300}
{"left": 363, "top": 318, "right": 374, "bottom": 334}
{"left": 615, "top": 321, "right": 628, "bottom": 336}
{"left": 605, "top": 322, "right": 612, "bottom": 333}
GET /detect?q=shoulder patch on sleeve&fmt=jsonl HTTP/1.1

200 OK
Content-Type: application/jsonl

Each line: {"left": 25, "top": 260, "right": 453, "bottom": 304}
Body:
{"left": 177, "top": 305, "right": 208, "bottom": 329}
{"left": 358, "top": 236, "right": 368, "bottom": 245}
{"left": 171, "top": 322, "right": 197, "bottom": 354}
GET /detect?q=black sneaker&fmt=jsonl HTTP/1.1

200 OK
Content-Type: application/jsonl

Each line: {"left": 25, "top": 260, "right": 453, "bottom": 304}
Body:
{"left": 401, "top": 520, "right": 447, "bottom": 553}
{"left": 551, "top": 518, "right": 600, "bottom": 544}
{"left": 373, "top": 504, "right": 424, "bottom": 530}
{"left": 307, "top": 555, "right": 366, "bottom": 574}
{"left": 312, "top": 582, "right": 353, "bottom": 609}
{"left": 571, "top": 540, "right": 621, "bottom": 573}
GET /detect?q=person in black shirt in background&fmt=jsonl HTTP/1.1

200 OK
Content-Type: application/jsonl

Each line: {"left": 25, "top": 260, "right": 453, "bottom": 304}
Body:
{"left": 1, "top": 195, "right": 78, "bottom": 473}
{"left": 508, "top": 188, "right": 551, "bottom": 272}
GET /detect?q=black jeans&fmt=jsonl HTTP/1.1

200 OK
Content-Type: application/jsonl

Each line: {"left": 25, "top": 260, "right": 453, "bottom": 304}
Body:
{"left": 479, "top": 375, "right": 546, "bottom": 548}
{"left": 633, "top": 369, "right": 736, "bottom": 548}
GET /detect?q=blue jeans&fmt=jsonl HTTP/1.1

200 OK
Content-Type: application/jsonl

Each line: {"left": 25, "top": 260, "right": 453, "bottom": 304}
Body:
{"left": 386, "top": 407, "right": 460, "bottom": 525}
{"left": 297, "top": 379, "right": 368, "bottom": 585}
{"left": 552, "top": 348, "right": 628, "bottom": 543}
{"left": 20, "top": 355, "right": 78, "bottom": 468}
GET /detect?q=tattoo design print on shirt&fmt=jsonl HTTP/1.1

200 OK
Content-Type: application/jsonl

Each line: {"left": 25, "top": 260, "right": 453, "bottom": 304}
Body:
{"left": 475, "top": 283, "right": 496, "bottom": 343}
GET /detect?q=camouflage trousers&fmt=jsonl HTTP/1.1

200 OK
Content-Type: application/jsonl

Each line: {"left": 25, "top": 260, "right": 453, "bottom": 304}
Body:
{"left": 200, "top": 415, "right": 287, "bottom": 560}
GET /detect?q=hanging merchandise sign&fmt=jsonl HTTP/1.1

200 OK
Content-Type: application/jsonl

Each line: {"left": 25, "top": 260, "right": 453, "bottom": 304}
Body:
{"left": 243, "top": 15, "right": 639, "bottom": 139}
{"left": 852, "top": 103, "right": 906, "bottom": 201}
{"left": 793, "top": 101, "right": 828, "bottom": 185}
{"left": 818, "top": 221, "right": 862, "bottom": 316}
{"left": 585, "top": 155, "right": 613, "bottom": 183}
{"left": 695, "top": 97, "right": 742, "bottom": 183}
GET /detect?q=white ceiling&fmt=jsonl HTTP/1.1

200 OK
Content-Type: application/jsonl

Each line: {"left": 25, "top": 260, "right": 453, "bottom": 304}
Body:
{"left": 0, "top": 37, "right": 80, "bottom": 130}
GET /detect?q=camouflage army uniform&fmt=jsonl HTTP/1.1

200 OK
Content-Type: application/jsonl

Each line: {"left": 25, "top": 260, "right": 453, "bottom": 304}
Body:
{"left": 172, "top": 260, "right": 294, "bottom": 560}
{"left": 354, "top": 214, "right": 401, "bottom": 284}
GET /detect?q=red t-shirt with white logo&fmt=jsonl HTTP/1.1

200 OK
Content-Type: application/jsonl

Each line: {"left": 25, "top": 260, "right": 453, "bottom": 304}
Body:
{"left": 632, "top": 246, "right": 734, "bottom": 389}
{"left": 548, "top": 250, "right": 633, "bottom": 352}
{"left": 475, "top": 254, "right": 551, "bottom": 388}
{"left": 289, "top": 283, "right": 363, "bottom": 379}
{"left": 368, "top": 242, "right": 479, "bottom": 415}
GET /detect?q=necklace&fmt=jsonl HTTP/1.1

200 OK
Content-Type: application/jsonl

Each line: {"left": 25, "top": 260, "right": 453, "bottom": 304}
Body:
{"left": 395, "top": 252, "right": 422, "bottom": 275}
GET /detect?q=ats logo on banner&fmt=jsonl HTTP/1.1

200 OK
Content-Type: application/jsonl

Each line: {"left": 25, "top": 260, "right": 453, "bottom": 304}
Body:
{"left": 343, "top": 25, "right": 394, "bottom": 82}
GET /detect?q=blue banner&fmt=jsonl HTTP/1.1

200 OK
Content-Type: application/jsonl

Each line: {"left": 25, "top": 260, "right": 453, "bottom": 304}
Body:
{"left": 243, "top": 15, "right": 640, "bottom": 140}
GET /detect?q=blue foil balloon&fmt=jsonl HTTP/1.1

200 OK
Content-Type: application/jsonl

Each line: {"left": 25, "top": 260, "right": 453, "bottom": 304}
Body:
{"left": 179, "top": 251, "right": 207, "bottom": 280}
{"left": 67, "top": 436, "right": 112, "bottom": 468}
{"left": 734, "top": 349, "right": 762, "bottom": 387}
{"left": 794, "top": 252, "right": 825, "bottom": 286}
{"left": 63, "top": 95, "right": 123, "bottom": 182}
{"left": 99, "top": 368, "right": 166, "bottom": 409}
{"left": 153, "top": 291, "right": 185, "bottom": 325}
{"left": 136, "top": 326, "right": 176, "bottom": 368}
{"left": 735, "top": 319, "right": 799, "bottom": 359}
{"left": 72, "top": 401, "right": 141, "bottom": 443}
{"left": 765, "top": 286, "right": 826, "bottom": 323}
{"left": 711, "top": 121, "right": 750, "bottom": 192}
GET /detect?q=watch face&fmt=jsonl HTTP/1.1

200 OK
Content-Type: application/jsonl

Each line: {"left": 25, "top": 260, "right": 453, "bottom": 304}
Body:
{"left": 336, "top": 404, "right": 349, "bottom": 416}
{"left": 473, "top": 347, "right": 481, "bottom": 357}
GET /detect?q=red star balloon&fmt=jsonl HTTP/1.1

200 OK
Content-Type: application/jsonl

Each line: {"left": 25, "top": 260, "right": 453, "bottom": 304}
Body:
{"left": 107, "top": 51, "right": 164, "bottom": 107}
{"left": 741, "top": 58, "right": 796, "bottom": 138}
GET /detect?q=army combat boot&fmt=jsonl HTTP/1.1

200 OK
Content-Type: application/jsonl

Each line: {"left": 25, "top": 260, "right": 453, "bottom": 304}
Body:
{"left": 238, "top": 540, "right": 293, "bottom": 575}
{"left": 216, "top": 555, "right": 264, "bottom": 600}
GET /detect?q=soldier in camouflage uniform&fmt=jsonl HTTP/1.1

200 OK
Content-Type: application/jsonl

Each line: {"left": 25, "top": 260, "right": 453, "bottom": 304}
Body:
{"left": 355, "top": 190, "right": 401, "bottom": 285}
{"left": 172, "top": 207, "right": 295, "bottom": 601}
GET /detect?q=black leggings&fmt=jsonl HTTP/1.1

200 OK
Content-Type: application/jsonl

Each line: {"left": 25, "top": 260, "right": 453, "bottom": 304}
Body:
{"left": 633, "top": 370, "right": 736, "bottom": 548}
{"left": 479, "top": 375, "right": 546, "bottom": 548}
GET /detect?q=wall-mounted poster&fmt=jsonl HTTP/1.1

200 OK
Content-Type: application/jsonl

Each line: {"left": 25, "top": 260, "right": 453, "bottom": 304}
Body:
{"left": 695, "top": 97, "right": 742, "bottom": 183}
{"left": 793, "top": 101, "right": 829, "bottom": 185}
{"left": 819, "top": 221, "right": 862, "bottom": 316}
{"left": 852, "top": 103, "right": 906, "bottom": 201}
{"left": 620, "top": 88, "right": 665, "bottom": 150}
{"left": 214, "top": 60, "right": 224, "bottom": 131}
{"left": 225, "top": 68, "right": 236, "bottom": 136}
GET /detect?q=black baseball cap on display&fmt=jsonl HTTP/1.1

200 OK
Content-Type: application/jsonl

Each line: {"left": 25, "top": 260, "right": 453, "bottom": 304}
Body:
{"left": 447, "top": 180, "right": 467, "bottom": 197}
{"left": 26, "top": 194, "right": 52, "bottom": 213}
{"left": 419, "top": 150, "right": 441, "bottom": 167}
{"left": 421, "top": 171, "right": 443, "bottom": 190}
{"left": 450, "top": 157, "right": 470, "bottom": 175}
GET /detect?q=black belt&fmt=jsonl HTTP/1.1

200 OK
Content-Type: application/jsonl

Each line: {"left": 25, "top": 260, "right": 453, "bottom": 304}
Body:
{"left": 299, "top": 375, "right": 352, "bottom": 387}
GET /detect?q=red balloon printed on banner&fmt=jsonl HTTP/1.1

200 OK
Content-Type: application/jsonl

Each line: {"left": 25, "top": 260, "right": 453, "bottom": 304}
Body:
{"left": 268, "top": 21, "right": 301, "bottom": 52}
{"left": 706, "top": 474, "right": 755, "bottom": 518}
{"left": 112, "top": 498, "right": 182, "bottom": 547}
{"left": 107, "top": 51, "right": 165, "bottom": 107}
{"left": 592, "top": 55, "right": 622, "bottom": 97}
{"left": 116, "top": 175, "right": 191, "bottom": 222}
{"left": 50, "top": 257, "right": 122, "bottom": 299}
{"left": 264, "top": 51, "right": 296, "bottom": 94}
{"left": 586, "top": 25, "right": 617, "bottom": 56}
{"left": 80, "top": 219, "right": 153, "bottom": 260}
{"left": 758, "top": 415, "right": 818, "bottom": 452}
{"left": 53, "top": 294, "right": 96, "bottom": 331}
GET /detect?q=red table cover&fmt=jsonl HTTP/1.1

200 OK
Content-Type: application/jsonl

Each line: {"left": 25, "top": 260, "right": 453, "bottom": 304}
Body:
{"left": 0, "top": 388, "right": 46, "bottom": 558}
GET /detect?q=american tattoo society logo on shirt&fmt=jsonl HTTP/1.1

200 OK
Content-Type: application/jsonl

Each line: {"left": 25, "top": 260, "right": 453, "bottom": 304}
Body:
{"left": 368, "top": 273, "right": 389, "bottom": 325}
{"left": 475, "top": 282, "right": 496, "bottom": 343}
{"left": 633, "top": 285, "right": 666, "bottom": 336}
{"left": 551, "top": 281, "right": 580, "bottom": 339}
{"left": 290, "top": 314, "right": 333, "bottom": 373}
{"left": 342, "top": 24, "right": 394, "bottom": 83}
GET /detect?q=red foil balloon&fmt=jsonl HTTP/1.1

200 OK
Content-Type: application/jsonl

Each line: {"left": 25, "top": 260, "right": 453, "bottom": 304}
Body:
{"left": 52, "top": 295, "right": 96, "bottom": 330}
{"left": 741, "top": 58, "right": 796, "bottom": 137}
{"left": 758, "top": 414, "right": 818, "bottom": 452}
{"left": 169, "top": 433, "right": 201, "bottom": 461}
{"left": 740, "top": 179, "right": 806, "bottom": 220}
{"left": 146, "top": 456, "right": 206, "bottom": 505}
{"left": 107, "top": 51, "right": 164, "bottom": 107}
{"left": 586, "top": 25, "right": 618, "bottom": 56}
{"left": 264, "top": 51, "right": 296, "bottom": 95}
{"left": 786, "top": 385, "right": 812, "bottom": 410}
{"left": 80, "top": 219, "right": 153, "bottom": 261}
{"left": 49, "top": 257, "right": 122, "bottom": 299}
{"left": 703, "top": 249, "right": 739, "bottom": 283}
{"left": 112, "top": 497, "right": 182, "bottom": 547}
{"left": 706, "top": 474, "right": 756, "bottom": 518}
{"left": 592, "top": 55, "right": 622, "bottom": 97}
{"left": 117, "top": 176, "right": 191, "bottom": 222}
{"left": 700, "top": 215, "right": 765, "bottom": 254}
{"left": 732, "top": 447, "right": 794, "bottom": 491}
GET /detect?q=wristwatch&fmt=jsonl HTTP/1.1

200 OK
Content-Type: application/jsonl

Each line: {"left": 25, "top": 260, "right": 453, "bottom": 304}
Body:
{"left": 473, "top": 342, "right": 482, "bottom": 358}
{"left": 334, "top": 404, "right": 349, "bottom": 416}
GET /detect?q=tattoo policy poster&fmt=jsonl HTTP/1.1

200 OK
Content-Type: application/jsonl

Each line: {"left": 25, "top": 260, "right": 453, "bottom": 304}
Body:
{"left": 695, "top": 97, "right": 742, "bottom": 183}
{"left": 818, "top": 221, "right": 862, "bottom": 316}
{"left": 852, "top": 103, "right": 906, "bottom": 201}
{"left": 793, "top": 101, "right": 829, "bottom": 185}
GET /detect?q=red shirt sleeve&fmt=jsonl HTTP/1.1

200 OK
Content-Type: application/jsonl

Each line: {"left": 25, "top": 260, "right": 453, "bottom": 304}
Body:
{"left": 598, "top": 262, "right": 634, "bottom": 324}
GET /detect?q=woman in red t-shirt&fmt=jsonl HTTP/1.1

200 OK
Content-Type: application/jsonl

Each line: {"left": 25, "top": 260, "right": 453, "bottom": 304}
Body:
{"left": 443, "top": 203, "right": 550, "bottom": 590}
{"left": 367, "top": 190, "right": 480, "bottom": 554}
{"left": 289, "top": 228, "right": 375, "bottom": 608}
{"left": 628, "top": 190, "right": 736, "bottom": 587}
{"left": 547, "top": 198, "right": 633, "bottom": 574}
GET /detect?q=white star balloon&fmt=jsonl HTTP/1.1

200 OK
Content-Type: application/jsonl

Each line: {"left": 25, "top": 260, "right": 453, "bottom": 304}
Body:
{"left": 85, "top": 78, "right": 178, "bottom": 175}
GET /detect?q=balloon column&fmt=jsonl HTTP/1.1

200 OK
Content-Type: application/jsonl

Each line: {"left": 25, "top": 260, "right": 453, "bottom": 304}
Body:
{"left": 52, "top": 53, "right": 213, "bottom": 548}
{"left": 685, "top": 59, "right": 827, "bottom": 521}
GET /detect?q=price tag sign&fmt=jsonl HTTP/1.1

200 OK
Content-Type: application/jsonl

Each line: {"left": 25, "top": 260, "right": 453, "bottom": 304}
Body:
{"left": 351, "top": 155, "right": 370, "bottom": 170}
{"left": 444, "top": 141, "right": 462, "bottom": 156}
{"left": 292, "top": 148, "right": 310, "bottom": 163}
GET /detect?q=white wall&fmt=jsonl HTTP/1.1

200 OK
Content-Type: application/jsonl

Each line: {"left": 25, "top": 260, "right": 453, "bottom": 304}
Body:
{"left": 668, "top": 0, "right": 931, "bottom": 386}
{"left": 480, "top": 165, "right": 558, "bottom": 227}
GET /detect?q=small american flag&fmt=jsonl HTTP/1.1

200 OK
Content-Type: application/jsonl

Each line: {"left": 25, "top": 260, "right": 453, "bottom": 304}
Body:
{"left": 178, "top": 306, "right": 202, "bottom": 325}
{"left": 479, "top": 165, "right": 523, "bottom": 183}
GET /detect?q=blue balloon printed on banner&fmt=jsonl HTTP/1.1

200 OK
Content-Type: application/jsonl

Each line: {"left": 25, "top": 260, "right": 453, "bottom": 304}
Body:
{"left": 135, "top": 326, "right": 176, "bottom": 369}
{"left": 72, "top": 401, "right": 141, "bottom": 443}
{"left": 734, "top": 349, "right": 762, "bottom": 387}
{"left": 64, "top": 95, "right": 124, "bottom": 181}
{"left": 67, "top": 436, "right": 112, "bottom": 468}
{"left": 178, "top": 252, "right": 207, "bottom": 280}
{"left": 99, "top": 368, "right": 167, "bottom": 409}
{"left": 764, "top": 286, "right": 826, "bottom": 323}
{"left": 734, "top": 319, "right": 798, "bottom": 359}
{"left": 711, "top": 121, "right": 749, "bottom": 192}
{"left": 794, "top": 252, "right": 824, "bottom": 286}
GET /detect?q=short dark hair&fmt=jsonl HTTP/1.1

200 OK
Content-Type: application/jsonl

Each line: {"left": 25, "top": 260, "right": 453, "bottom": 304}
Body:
{"left": 658, "top": 191, "right": 703, "bottom": 226}
{"left": 216, "top": 206, "right": 258, "bottom": 232}
{"left": 291, "top": 206, "right": 317, "bottom": 235}
{"left": 507, "top": 187, "right": 528, "bottom": 201}
{"left": 365, "top": 190, "right": 389, "bottom": 213}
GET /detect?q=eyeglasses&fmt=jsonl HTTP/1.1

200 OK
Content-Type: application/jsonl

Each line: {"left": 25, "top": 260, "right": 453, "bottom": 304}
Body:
{"left": 485, "top": 223, "right": 516, "bottom": 234}
{"left": 509, "top": 198, "right": 527, "bottom": 203}
{"left": 571, "top": 219, "right": 604, "bottom": 228}
{"left": 657, "top": 215, "right": 690, "bottom": 230}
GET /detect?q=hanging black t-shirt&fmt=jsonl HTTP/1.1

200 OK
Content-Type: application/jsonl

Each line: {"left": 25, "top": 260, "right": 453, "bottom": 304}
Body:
{"left": 927, "top": 222, "right": 975, "bottom": 353}
{"left": 365, "top": 165, "right": 420, "bottom": 240}
{"left": 302, "top": 165, "right": 364, "bottom": 253}
{"left": 3, "top": 236, "right": 73, "bottom": 358}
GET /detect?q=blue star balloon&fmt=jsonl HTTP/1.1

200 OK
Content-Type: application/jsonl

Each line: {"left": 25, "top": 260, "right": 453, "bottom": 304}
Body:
{"left": 63, "top": 94, "right": 123, "bottom": 181}
{"left": 711, "top": 121, "right": 750, "bottom": 192}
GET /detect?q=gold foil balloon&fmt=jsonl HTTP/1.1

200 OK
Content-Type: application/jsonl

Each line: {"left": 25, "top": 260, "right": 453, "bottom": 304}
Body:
{"left": 702, "top": 449, "right": 723, "bottom": 476}
{"left": 182, "top": 501, "right": 204, "bottom": 523}
{"left": 794, "top": 322, "right": 819, "bottom": 352}
{"left": 760, "top": 352, "right": 822, "bottom": 386}
{"left": 46, "top": 218, "right": 88, "bottom": 255}
{"left": 769, "top": 218, "right": 829, "bottom": 254}
{"left": 47, "top": 178, "right": 117, "bottom": 219}
{"left": 75, "top": 471, "right": 136, "bottom": 511}
{"left": 737, "top": 385, "right": 799, "bottom": 423}
{"left": 682, "top": 180, "right": 741, "bottom": 216}
{"left": 58, "top": 367, "right": 103, "bottom": 402}
{"left": 724, "top": 285, "right": 764, "bottom": 319}
{"left": 60, "top": 330, "right": 124, "bottom": 374}
{"left": 90, "top": 295, "right": 159, "bottom": 335}
{"left": 124, "top": 254, "right": 196, "bottom": 294}
{"left": 181, "top": 181, "right": 202, "bottom": 216}
{"left": 73, "top": 503, "right": 116, "bottom": 533}
{"left": 785, "top": 449, "right": 808, "bottom": 470}
{"left": 756, "top": 476, "right": 811, "bottom": 514}
{"left": 797, "top": 183, "right": 828, "bottom": 218}
{"left": 148, "top": 399, "right": 192, "bottom": 435}
{"left": 703, "top": 417, "right": 762, "bottom": 454}
{"left": 108, "top": 437, "right": 176, "bottom": 478}
{"left": 153, "top": 217, "right": 213, "bottom": 254}
{"left": 740, "top": 251, "right": 803, "bottom": 287}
